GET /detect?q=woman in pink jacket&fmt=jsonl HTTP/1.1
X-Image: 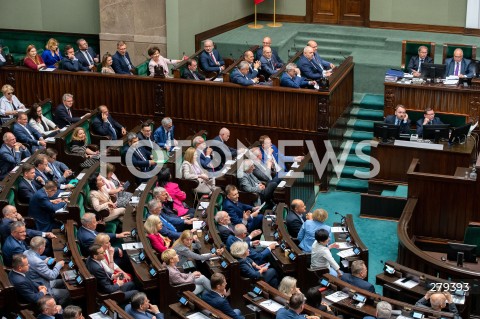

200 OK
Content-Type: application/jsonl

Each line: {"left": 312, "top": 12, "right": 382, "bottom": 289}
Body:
{"left": 157, "top": 167, "right": 195, "bottom": 218}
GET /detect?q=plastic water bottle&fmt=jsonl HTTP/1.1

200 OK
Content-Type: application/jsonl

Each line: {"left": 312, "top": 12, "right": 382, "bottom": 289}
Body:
{"left": 469, "top": 167, "right": 477, "bottom": 180}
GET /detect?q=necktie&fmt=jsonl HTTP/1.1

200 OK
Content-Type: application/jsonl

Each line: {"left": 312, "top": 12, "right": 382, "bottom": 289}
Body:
{"left": 454, "top": 62, "right": 459, "bottom": 76}
{"left": 10, "top": 147, "right": 15, "bottom": 157}
{"left": 106, "top": 120, "right": 117, "bottom": 139}
{"left": 269, "top": 60, "right": 274, "bottom": 69}
{"left": 29, "top": 180, "right": 37, "bottom": 192}
{"left": 136, "top": 148, "right": 146, "bottom": 161}
{"left": 192, "top": 71, "right": 199, "bottom": 80}
{"left": 123, "top": 55, "right": 132, "bottom": 69}
{"left": 83, "top": 50, "right": 93, "bottom": 65}
{"left": 210, "top": 52, "right": 217, "bottom": 64}
{"left": 66, "top": 106, "right": 72, "bottom": 118}
{"left": 418, "top": 59, "right": 424, "bottom": 72}
{"left": 22, "top": 125, "right": 35, "bottom": 140}
{"left": 49, "top": 163, "right": 61, "bottom": 179}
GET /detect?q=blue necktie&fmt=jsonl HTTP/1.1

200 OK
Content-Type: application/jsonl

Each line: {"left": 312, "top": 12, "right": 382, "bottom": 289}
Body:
{"left": 107, "top": 120, "right": 117, "bottom": 140}
{"left": 160, "top": 215, "right": 176, "bottom": 231}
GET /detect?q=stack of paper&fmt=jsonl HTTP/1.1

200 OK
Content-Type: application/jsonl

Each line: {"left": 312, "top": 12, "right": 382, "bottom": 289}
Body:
{"left": 337, "top": 248, "right": 356, "bottom": 258}
{"left": 259, "top": 300, "right": 284, "bottom": 312}
{"left": 325, "top": 291, "right": 349, "bottom": 303}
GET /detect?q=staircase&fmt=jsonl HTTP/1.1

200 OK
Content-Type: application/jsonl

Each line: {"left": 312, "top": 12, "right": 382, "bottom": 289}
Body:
{"left": 329, "top": 94, "right": 385, "bottom": 192}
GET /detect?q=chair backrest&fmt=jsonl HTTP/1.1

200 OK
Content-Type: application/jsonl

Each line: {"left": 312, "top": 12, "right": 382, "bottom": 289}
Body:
{"left": 41, "top": 100, "right": 54, "bottom": 121}
{"left": 66, "top": 120, "right": 91, "bottom": 146}
{"left": 443, "top": 43, "right": 477, "bottom": 63}
{"left": 406, "top": 109, "right": 468, "bottom": 129}
{"left": 464, "top": 222, "right": 480, "bottom": 255}
{"left": 401, "top": 40, "right": 435, "bottom": 71}
{"left": 136, "top": 59, "right": 150, "bottom": 76}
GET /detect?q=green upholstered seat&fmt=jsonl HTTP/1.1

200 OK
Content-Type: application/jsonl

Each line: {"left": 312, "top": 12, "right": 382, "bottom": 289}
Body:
{"left": 407, "top": 109, "right": 468, "bottom": 129}
{"left": 136, "top": 60, "right": 150, "bottom": 76}
{"left": 464, "top": 223, "right": 480, "bottom": 255}
{"left": 66, "top": 121, "right": 92, "bottom": 146}
{"left": 442, "top": 43, "right": 477, "bottom": 63}
{"left": 283, "top": 207, "right": 288, "bottom": 220}
{"left": 42, "top": 101, "right": 54, "bottom": 121}
{"left": 401, "top": 40, "right": 435, "bottom": 71}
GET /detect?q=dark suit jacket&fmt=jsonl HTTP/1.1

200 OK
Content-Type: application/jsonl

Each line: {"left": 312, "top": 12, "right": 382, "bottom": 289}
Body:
{"left": 286, "top": 210, "right": 305, "bottom": 238}
{"left": 226, "top": 236, "right": 269, "bottom": 264}
{"left": 416, "top": 117, "right": 444, "bottom": 136}
{"left": 407, "top": 55, "right": 433, "bottom": 73}
{"left": 212, "top": 135, "right": 237, "bottom": 157}
{"left": 3, "top": 235, "right": 29, "bottom": 266}
{"left": 112, "top": 51, "right": 133, "bottom": 74}
{"left": 18, "top": 177, "right": 38, "bottom": 204}
{"left": 161, "top": 201, "right": 185, "bottom": 231}
{"left": 153, "top": 125, "right": 175, "bottom": 149}
{"left": 297, "top": 55, "right": 324, "bottom": 80}
{"left": 86, "top": 256, "right": 120, "bottom": 293}
{"left": 125, "top": 304, "right": 164, "bottom": 319}
{"left": 28, "top": 188, "right": 65, "bottom": 232}
{"left": 199, "top": 49, "right": 225, "bottom": 73}
{"left": 53, "top": 104, "right": 81, "bottom": 128}
{"left": 280, "top": 73, "right": 312, "bottom": 89}
{"left": 0, "top": 144, "right": 29, "bottom": 180}
{"left": 238, "top": 257, "right": 261, "bottom": 279}
{"left": 8, "top": 270, "right": 45, "bottom": 304}
{"left": 341, "top": 273, "right": 375, "bottom": 293}
{"left": 259, "top": 55, "right": 283, "bottom": 79}
{"left": 256, "top": 47, "right": 283, "bottom": 64}
{"left": 77, "top": 226, "right": 115, "bottom": 256}
{"left": 49, "top": 161, "right": 70, "bottom": 185}
{"left": 182, "top": 69, "right": 206, "bottom": 80}
{"left": 0, "top": 52, "right": 6, "bottom": 67}
{"left": 137, "top": 132, "right": 155, "bottom": 153}
{"left": 12, "top": 123, "right": 42, "bottom": 147}
{"left": 201, "top": 290, "right": 244, "bottom": 319}
{"left": 445, "top": 57, "right": 474, "bottom": 77}
{"left": 198, "top": 150, "right": 214, "bottom": 172}
{"left": 217, "top": 224, "right": 235, "bottom": 243}
{"left": 61, "top": 57, "right": 89, "bottom": 72}
{"left": 275, "top": 308, "right": 305, "bottom": 319}
{"left": 231, "top": 68, "right": 255, "bottom": 86}
{"left": 131, "top": 147, "right": 153, "bottom": 172}
{"left": 313, "top": 53, "right": 332, "bottom": 70}
{"left": 223, "top": 197, "right": 253, "bottom": 227}
{"left": 75, "top": 47, "right": 97, "bottom": 70}
{"left": 0, "top": 218, "right": 41, "bottom": 244}
{"left": 384, "top": 115, "right": 411, "bottom": 134}
{"left": 90, "top": 114, "right": 124, "bottom": 137}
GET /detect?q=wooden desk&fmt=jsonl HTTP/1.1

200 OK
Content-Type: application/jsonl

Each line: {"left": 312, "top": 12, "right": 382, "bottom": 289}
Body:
{"left": 169, "top": 291, "right": 234, "bottom": 319}
{"left": 103, "top": 299, "right": 134, "bottom": 319}
{"left": 333, "top": 214, "right": 369, "bottom": 271}
{"left": 384, "top": 81, "right": 480, "bottom": 120}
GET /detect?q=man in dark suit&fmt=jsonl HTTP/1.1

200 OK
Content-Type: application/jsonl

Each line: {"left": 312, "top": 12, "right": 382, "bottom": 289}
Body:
{"left": 112, "top": 41, "right": 134, "bottom": 75}
{"left": 61, "top": 45, "right": 88, "bottom": 72}
{"left": 226, "top": 224, "right": 273, "bottom": 264}
{"left": 286, "top": 199, "right": 310, "bottom": 238}
{"left": 384, "top": 104, "right": 411, "bottom": 134}
{"left": 199, "top": 39, "right": 225, "bottom": 73}
{"left": 280, "top": 63, "right": 316, "bottom": 89}
{"left": 28, "top": 181, "right": 66, "bottom": 232}
{"left": 153, "top": 117, "right": 177, "bottom": 150}
{"left": 123, "top": 133, "right": 156, "bottom": 184}
{"left": 182, "top": 59, "right": 206, "bottom": 80}
{"left": 341, "top": 260, "right": 375, "bottom": 293}
{"left": 146, "top": 199, "right": 182, "bottom": 240}
{"left": 75, "top": 38, "right": 98, "bottom": 71}
{"left": 91, "top": 105, "right": 126, "bottom": 139}
{"left": 37, "top": 296, "right": 64, "bottom": 319}
{"left": 137, "top": 122, "right": 155, "bottom": 153}
{"left": 46, "top": 148, "right": 73, "bottom": 186}
{"left": 211, "top": 127, "right": 239, "bottom": 159}
{"left": 215, "top": 211, "right": 236, "bottom": 243}
{"left": 3, "top": 221, "right": 31, "bottom": 266}
{"left": 0, "top": 132, "right": 30, "bottom": 180}
{"left": 308, "top": 40, "right": 335, "bottom": 71}
{"left": 259, "top": 46, "right": 283, "bottom": 80}
{"left": 445, "top": 48, "right": 474, "bottom": 78}
{"left": 231, "top": 61, "right": 258, "bottom": 86}
{"left": 407, "top": 45, "right": 433, "bottom": 77}
{"left": 17, "top": 163, "right": 38, "bottom": 204}
{"left": 297, "top": 46, "right": 330, "bottom": 81}
{"left": 0, "top": 206, "right": 46, "bottom": 243}
{"left": 53, "top": 93, "right": 89, "bottom": 128}
{"left": 33, "top": 154, "right": 54, "bottom": 189}
{"left": 8, "top": 254, "right": 48, "bottom": 304}
{"left": 243, "top": 50, "right": 261, "bottom": 80}
{"left": 416, "top": 107, "right": 444, "bottom": 136}
{"left": 12, "top": 113, "right": 46, "bottom": 152}
{"left": 193, "top": 136, "right": 215, "bottom": 172}
{"left": 202, "top": 273, "right": 244, "bottom": 319}
{"left": 223, "top": 185, "right": 263, "bottom": 232}
{"left": 153, "top": 187, "right": 195, "bottom": 231}
{"left": 125, "top": 292, "right": 164, "bottom": 319}
{"left": 86, "top": 244, "right": 139, "bottom": 302}
{"left": 275, "top": 293, "right": 315, "bottom": 319}
{"left": 256, "top": 37, "right": 284, "bottom": 65}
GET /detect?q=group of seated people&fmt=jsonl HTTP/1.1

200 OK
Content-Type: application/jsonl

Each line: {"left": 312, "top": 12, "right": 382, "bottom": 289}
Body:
{"left": 384, "top": 104, "right": 445, "bottom": 137}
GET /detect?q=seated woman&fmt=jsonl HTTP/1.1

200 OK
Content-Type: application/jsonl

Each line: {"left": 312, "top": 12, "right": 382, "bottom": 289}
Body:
{"left": 101, "top": 53, "right": 115, "bottom": 74}
{"left": 148, "top": 46, "right": 182, "bottom": 78}
{"left": 88, "top": 173, "right": 125, "bottom": 223}
{"left": 29, "top": 103, "right": 59, "bottom": 138}
{"left": 41, "top": 38, "right": 62, "bottom": 69}
{"left": 161, "top": 248, "right": 211, "bottom": 295}
{"left": 157, "top": 167, "right": 194, "bottom": 218}
{"left": 94, "top": 233, "right": 132, "bottom": 283}
{"left": 101, "top": 163, "right": 132, "bottom": 208}
{"left": 311, "top": 229, "right": 341, "bottom": 277}
{"left": 172, "top": 230, "right": 224, "bottom": 267}
{"left": 144, "top": 215, "right": 171, "bottom": 254}
{"left": 181, "top": 147, "right": 216, "bottom": 196}
{"left": 278, "top": 276, "right": 301, "bottom": 299}
{"left": 259, "top": 135, "right": 303, "bottom": 172}
{"left": 70, "top": 127, "right": 99, "bottom": 158}
{"left": 0, "top": 84, "right": 26, "bottom": 122}
{"left": 230, "top": 241, "right": 279, "bottom": 288}
{"left": 298, "top": 209, "right": 331, "bottom": 252}
{"left": 305, "top": 287, "right": 335, "bottom": 315}
{"left": 23, "top": 44, "right": 46, "bottom": 71}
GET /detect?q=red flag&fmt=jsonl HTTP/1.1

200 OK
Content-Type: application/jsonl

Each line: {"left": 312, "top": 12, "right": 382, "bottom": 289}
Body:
{"left": 254, "top": 0, "right": 264, "bottom": 4}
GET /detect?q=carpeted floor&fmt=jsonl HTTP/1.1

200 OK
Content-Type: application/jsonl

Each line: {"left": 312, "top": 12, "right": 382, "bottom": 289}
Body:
{"left": 313, "top": 190, "right": 399, "bottom": 293}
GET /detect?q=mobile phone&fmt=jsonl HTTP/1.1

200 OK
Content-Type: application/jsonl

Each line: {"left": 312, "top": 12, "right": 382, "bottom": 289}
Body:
{"left": 118, "top": 273, "right": 125, "bottom": 280}
{"left": 263, "top": 262, "right": 270, "bottom": 268}
{"left": 353, "top": 293, "right": 367, "bottom": 303}
{"left": 320, "top": 278, "right": 330, "bottom": 287}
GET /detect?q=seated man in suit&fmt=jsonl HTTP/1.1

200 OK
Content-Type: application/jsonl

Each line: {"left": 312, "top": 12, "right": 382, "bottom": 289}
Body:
{"left": 276, "top": 293, "right": 319, "bottom": 319}
{"left": 75, "top": 38, "right": 98, "bottom": 71}
{"left": 257, "top": 37, "right": 284, "bottom": 65}
{"left": 297, "top": 46, "right": 330, "bottom": 81}
{"left": 28, "top": 181, "right": 66, "bottom": 232}
{"left": 364, "top": 301, "right": 393, "bottom": 319}
{"left": 231, "top": 61, "right": 259, "bottom": 86}
{"left": 63, "top": 305, "right": 83, "bottom": 319}
{"left": 17, "top": 163, "right": 38, "bottom": 204}
{"left": 202, "top": 273, "right": 244, "bottom": 319}
{"left": 33, "top": 154, "right": 54, "bottom": 188}
{"left": 125, "top": 292, "right": 164, "bottom": 319}
{"left": 153, "top": 187, "right": 196, "bottom": 232}
{"left": 249, "top": 147, "right": 282, "bottom": 184}
{"left": 415, "top": 291, "right": 461, "bottom": 318}
{"left": 208, "top": 127, "right": 242, "bottom": 171}
{"left": 238, "top": 159, "right": 278, "bottom": 207}
{"left": 223, "top": 185, "right": 263, "bottom": 232}
{"left": 123, "top": 133, "right": 157, "bottom": 184}
{"left": 45, "top": 148, "right": 73, "bottom": 186}
{"left": 215, "top": 211, "right": 236, "bottom": 243}
{"left": 53, "top": 93, "right": 89, "bottom": 128}
{"left": 146, "top": 199, "right": 182, "bottom": 240}
{"left": 61, "top": 45, "right": 89, "bottom": 72}
{"left": 77, "top": 213, "right": 129, "bottom": 256}
{"left": 153, "top": 117, "right": 177, "bottom": 150}
{"left": 243, "top": 50, "right": 261, "bottom": 80}
{"left": 91, "top": 105, "right": 126, "bottom": 139}
{"left": 0, "top": 205, "right": 50, "bottom": 243}
{"left": 445, "top": 48, "right": 474, "bottom": 78}
{"left": 137, "top": 122, "right": 155, "bottom": 153}
{"left": 13, "top": 113, "right": 46, "bottom": 152}
{"left": 193, "top": 136, "right": 215, "bottom": 172}
{"left": 199, "top": 39, "right": 225, "bottom": 73}
{"left": 308, "top": 40, "right": 335, "bottom": 71}
{"left": 280, "top": 63, "right": 316, "bottom": 89}
{"left": 341, "top": 260, "right": 375, "bottom": 293}
{"left": 384, "top": 104, "right": 411, "bottom": 134}
{"left": 182, "top": 59, "right": 206, "bottom": 80}
{"left": 112, "top": 40, "right": 134, "bottom": 75}
{"left": 3, "top": 221, "right": 34, "bottom": 266}
{"left": 260, "top": 46, "right": 283, "bottom": 80}
{"left": 37, "top": 296, "right": 64, "bottom": 319}
{"left": 86, "top": 244, "right": 139, "bottom": 302}
{"left": 226, "top": 224, "right": 273, "bottom": 264}
{"left": 416, "top": 107, "right": 444, "bottom": 136}
{"left": 8, "top": 254, "right": 48, "bottom": 305}
{"left": 408, "top": 45, "right": 433, "bottom": 77}
{"left": 286, "top": 199, "right": 311, "bottom": 238}
{"left": 0, "top": 132, "right": 31, "bottom": 180}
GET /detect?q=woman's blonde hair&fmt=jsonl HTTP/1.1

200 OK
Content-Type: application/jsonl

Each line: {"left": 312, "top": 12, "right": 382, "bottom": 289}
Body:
{"left": 46, "top": 38, "right": 58, "bottom": 51}
{"left": 173, "top": 230, "right": 193, "bottom": 249}
{"left": 312, "top": 209, "right": 328, "bottom": 223}
{"left": 71, "top": 127, "right": 86, "bottom": 141}
{"left": 1, "top": 84, "right": 13, "bottom": 95}
{"left": 161, "top": 248, "right": 177, "bottom": 264}
{"left": 94, "top": 233, "right": 110, "bottom": 246}
{"left": 144, "top": 215, "right": 161, "bottom": 234}
{"left": 183, "top": 147, "right": 196, "bottom": 164}
{"left": 278, "top": 276, "right": 297, "bottom": 298}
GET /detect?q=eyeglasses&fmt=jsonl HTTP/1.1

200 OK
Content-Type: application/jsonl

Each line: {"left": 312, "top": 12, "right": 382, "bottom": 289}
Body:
{"left": 6, "top": 92, "right": 13, "bottom": 95}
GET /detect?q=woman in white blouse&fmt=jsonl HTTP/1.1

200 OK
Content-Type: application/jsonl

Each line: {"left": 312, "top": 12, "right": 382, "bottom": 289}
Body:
{"left": 29, "top": 104, "right": 59, "bottom": 137}
{"left": 148, "top": 46, "right": 183, "bottom": 78}
{"left": 311, "top": 228, "right": 341, "bottom": 277}
{"left": 0, "top": 84, "right": 26, "bottom": 121}
{"left": 181, "top": 147, "right": 216, "bottom": 195}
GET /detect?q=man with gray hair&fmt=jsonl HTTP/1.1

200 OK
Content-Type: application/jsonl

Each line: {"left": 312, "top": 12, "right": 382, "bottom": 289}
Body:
{"left": 3, "top": 221, "right": 31, "bottom": 266}
{"left": 364, "top": 301, "right": 393, "bottom": 319}
{"left": 193, "top": 136, "right": 215, "bottom": 172}
{"left": 276, "top": 293, "right": 319, "bottom": 319}
{"left": 231, "top": 61, "right": 259, "bottom": 86}
{"left": 24, "top": 236, "right": 70, "bottom": 306}
{"left": 415, "top": 291, "right": 461, "bottom": 319}
{"left": 238, "top": 159, "right": 278, "bottom": 207}
{"left": 147, "top": 199, "right": 181, "bottom": 240}
{"left": 0, "top": 132, "right": 30, "bottom": 179}
{"left": 199, "top": 39, "right": 225, "bottom": 73}
{"left": 125, "top": 291, "right": 164, "bottom": 319}
{"left": 226, "top": 223, "right": 272, "bottom": 264}
{"left": 153, "top": 187, "right": 197, "bottom": 232}
{"left": 63, "top": 305, "right": 83, "bottom": 319}
{"left": 341, "top": 260, "right": 375, "bottom": 293}
{"left": 0, "top": 205, "right": 52, "bottom": 243}
{"left": 280, "top": 63, "right": 316, "bottom": 89}
{"left": 154, "top": 117, "right": 177, "bottom": 150}
{"left": 297, "top": 45, "right": 329, "bottom": 81}
{"left": 53, "top": 93, "right": 90, "bottom": 128}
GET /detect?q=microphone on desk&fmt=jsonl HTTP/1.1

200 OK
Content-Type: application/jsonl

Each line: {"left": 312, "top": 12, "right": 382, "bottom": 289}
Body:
{"left": 335, "top": 211, "right": 346, "bottom": 226}
{"left": 339, "top": 51, "right": 348, "bottom": 60}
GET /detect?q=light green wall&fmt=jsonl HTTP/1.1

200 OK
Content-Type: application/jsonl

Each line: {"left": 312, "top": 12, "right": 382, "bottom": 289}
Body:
{"left": 370, "top": 0, "right": 467, "bottom": 26}
{"left": 0, "top": 0, "right": 100, "bottom": 34}
{"left": 257, "top": 0, "right": 306, "bottom": 16}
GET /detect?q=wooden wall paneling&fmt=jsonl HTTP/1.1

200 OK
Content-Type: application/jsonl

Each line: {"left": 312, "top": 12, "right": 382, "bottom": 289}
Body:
{"left": 312, "top": 0, "right": 338, "bottom": 24}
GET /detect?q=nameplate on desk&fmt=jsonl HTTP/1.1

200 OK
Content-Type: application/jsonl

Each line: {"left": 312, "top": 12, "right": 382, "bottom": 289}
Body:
{"left": 394, "top": 140, "right": 444, "bottom": 150}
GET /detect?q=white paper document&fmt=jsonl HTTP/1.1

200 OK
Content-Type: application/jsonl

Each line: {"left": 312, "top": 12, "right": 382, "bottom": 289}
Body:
{"left": 122, "top": 242, "right": 143, "bottom": 250}
{"left": 199, "top": 202, "right": 209, "bottom": 209}
{"left": 331, "top": 227, "right": 348, "bottom": 233}
{"left": 136, "top": 183, "right": 147, "bottom": 191}
{"left": 186, "top": 312, "right": 210, "bottom": 319}
{"left": 337, "top": 248, "right": 356, "bottom": 258}
{"left": 394, "top": 278, "right": 419, "bottom": 289}
{"left": 76, "top": 173, "right": 85, "bottom": 180}
{"left": 130, "top": 196, "right": 140, "bottom": 204}
{"left": 89, "top": 312, "right": 111, "bottom": 319}
{"left": 225, "top": 160, "right": 235, "bottom": 165}
{"left": 45, "top": 137, "right": 56, "bottom": 142}
{"left": 291, "top": 161, "right": 300, "bottom": 168}
{"left": 259, "top": 299, "right": 284, "bottom": 313}
{"left": 193, "top": 220, "right": 204, "bottom": 230}
{"left": 325, "top": 291, "right": 349, "bottom": 303}
{"left": 259, "top": 241, "right": 279, "bottom": 247}
{"left": 277, "top": 181, "right": 286, "bottom": 188}
{"left": 57, "top": 192, "right": 71, "bottom": 198}
{"left": 336, "top": 242, "right": 354, "bottom": 250}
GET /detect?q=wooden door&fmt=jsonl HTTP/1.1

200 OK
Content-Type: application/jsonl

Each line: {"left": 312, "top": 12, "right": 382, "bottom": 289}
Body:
{"left": 310, "top": 0, "right": 369, "bottom": 26}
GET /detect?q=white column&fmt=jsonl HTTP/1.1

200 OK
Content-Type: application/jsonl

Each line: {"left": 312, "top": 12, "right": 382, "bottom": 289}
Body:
{"left": 466, "top": 0, "right": 480, "bottom": 28}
